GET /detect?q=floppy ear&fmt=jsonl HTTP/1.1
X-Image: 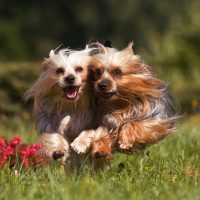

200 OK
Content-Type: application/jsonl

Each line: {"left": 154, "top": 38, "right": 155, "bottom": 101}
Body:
{"left": 123, "top": 42, "right": 134, "bottom": 54}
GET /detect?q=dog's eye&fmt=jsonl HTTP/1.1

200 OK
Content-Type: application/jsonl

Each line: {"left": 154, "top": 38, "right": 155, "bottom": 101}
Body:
{"left": 75, "top": 66, "right": 83, "bottom": 73}
{"left": 56, "top": 67, "right": 65, "bottom": 74}
{"left": 95, "top": 69, "right": 101, "bottom": 78}
{"left": 112, "top": 68, "right": 122, "bottom": 77}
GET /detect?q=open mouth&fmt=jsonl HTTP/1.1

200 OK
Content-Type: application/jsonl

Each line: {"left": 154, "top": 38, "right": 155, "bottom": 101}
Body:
{"left": 63, "top": 86, "right": 80, "bottom": 100}
{"left": 101, "top": 92, "right": 115, "bottom": 99}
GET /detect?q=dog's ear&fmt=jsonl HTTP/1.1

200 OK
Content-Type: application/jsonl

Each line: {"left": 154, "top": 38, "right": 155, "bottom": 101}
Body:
{"left": 104, "top": 40, "right": 112, "bottom": 48}
{"left": 123, "top": 42, "right": 134, "bottom": 54}
{"left": 86, "top": 38, "right": 98, "bottom": 50}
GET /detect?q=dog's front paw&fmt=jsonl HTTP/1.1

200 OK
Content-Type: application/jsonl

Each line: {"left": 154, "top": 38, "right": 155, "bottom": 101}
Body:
{"left": 38, "top": 133, "right": 69, "bottom": 164}
{"left": 118, "top": 135, "right": 133, "bottom": 150}
{"left": 71, "top": 138, "right": 90, "bottom": 154}
{"left": 118, "top": 141, "right": 133, "bottom": 150}
{"left": 71, "top": 130, "right": 95, "bottom": 154}
{"left": 52, "top": 150, "right": 65, "bottom": 160}
{"left": 118, "top": 130, "right": 134, "bottom": 150}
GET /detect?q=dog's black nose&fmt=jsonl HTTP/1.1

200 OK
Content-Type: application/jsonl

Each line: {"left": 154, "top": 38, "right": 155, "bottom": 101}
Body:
{"left": 93, "top": 151, "right": 107, "bottom": 159}
{"left": 52, "top": 151, "right": 65, "bottom": 160}
{"left": 65, "top": 75, "right": 75, "bottom": 84}
{"left": 98, "top": 81, "right": 107, "bottom": 91}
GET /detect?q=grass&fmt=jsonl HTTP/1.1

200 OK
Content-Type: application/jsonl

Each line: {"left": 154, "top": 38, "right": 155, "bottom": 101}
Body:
{"left": 0, "top": 54, "right": 199, "bottom": 199}
{"left": 0, "top": 115, "right": 200, "bottom": 200}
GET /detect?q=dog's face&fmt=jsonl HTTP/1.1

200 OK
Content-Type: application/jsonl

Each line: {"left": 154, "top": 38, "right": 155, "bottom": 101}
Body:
{"left": 42, "top": 49, "right": 91, "bottom": 102}
{"left": 90, "top": 43, "right": 163, "bottom": 103}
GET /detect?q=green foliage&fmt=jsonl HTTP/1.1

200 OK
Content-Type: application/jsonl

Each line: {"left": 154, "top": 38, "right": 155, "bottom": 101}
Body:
{"left": 0, "top": 62, "right": 40, "bottom": 115}
{"left": 0, "top": 0, "right": 199, "bottom": 114}
{"left": 0, "top": 116, "right": 200, "bottom": 200}
{"left": 0, "top": 0, "right": 199, "bottom": 64}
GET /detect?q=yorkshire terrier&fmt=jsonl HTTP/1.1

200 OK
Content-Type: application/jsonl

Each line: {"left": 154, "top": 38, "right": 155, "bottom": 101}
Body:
{"left": 25, "top": 47, "right": 97, "bottom": 172}
{"left": 71, "top": 42, "right": 179, "bottom": 169}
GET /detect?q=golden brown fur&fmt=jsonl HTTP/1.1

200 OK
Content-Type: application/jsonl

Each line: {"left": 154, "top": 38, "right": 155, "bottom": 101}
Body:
{"left": 71, "top": 42, "right": 179, "bottom": 168}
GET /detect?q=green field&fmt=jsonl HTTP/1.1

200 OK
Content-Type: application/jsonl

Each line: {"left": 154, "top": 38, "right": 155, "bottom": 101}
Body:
{"left": 0, "top": 1, "right": 199, "bottom": 199}
{"left": 0, "top": 62, "right": 200, "bottom": 200}
{"left": 0, "top": 115, "right": 200, "bottom": 200}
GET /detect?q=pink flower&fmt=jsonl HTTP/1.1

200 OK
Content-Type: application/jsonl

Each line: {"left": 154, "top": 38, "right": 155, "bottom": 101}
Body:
{"left": 0, "top": 136, "right": 46, "bottom": 169}
{"left": 5, "top": 146, "right": 14, "bottom": 153}
{"left": 17, "top": 143, "right": 28, "bottom": 154}
{"left": 9, "top": 136, "right": 21, "bottom": 147}
{"left": 2, "top": 152, "right": 8, "bottom": 160}
{"left": 29, "top": 148, "right": 37, "bottom": 155}
{"left": 31, "top": 144, "right": 41, "bottom": 150}
{"left": 22, "top": 156, "right": 29, "bottom": 167}
{"left": 0, "top": 136, "right": 6, "bottom": 147}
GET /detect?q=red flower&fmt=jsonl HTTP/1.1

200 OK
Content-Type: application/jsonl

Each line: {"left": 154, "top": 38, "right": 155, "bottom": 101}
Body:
{"left": 22, "top": 156, "right": 29, "bottom": 167}
{"left": 31, "top": 144, "right": 41, "bottom": 150}
{"left": 0, "top": 136, "right": 46, "bottom": 169}
{"left": 2, "top": 152, "right": 8, "bottom": 160}
{"left": 5, "top": 146, "right": 14, "bottom": 154}
{"left": 17, "top": 143, "right": 28, "bottom": 154}
{"left": 9, "top": 136, "right": 21, "bottom": 147}
{"left": 0, "top": 136, "right": 6, "bottom": 147}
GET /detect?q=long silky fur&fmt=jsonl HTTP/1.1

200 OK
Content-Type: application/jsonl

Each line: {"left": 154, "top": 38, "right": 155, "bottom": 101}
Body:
{"left": 88, "top": 42, "right": 180, "bottom": 153}
{"left": 24, "top": 47, "right": 96, "bottom": 168}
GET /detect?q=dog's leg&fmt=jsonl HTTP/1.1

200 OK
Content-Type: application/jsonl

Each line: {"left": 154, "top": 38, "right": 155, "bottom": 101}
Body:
{"left": 71, "top": 130, "right": 95, "bottom": 154}
{"left": 92, "top": 127, "right": 112, "bottom": 158}
{"left": 118, "top": 119, "right": 171, "bottom": 150}
{"left": 58, "top": 116, "right": 71, "bottom": 135}
{"left": 118, "top": 123, "right": 134, "bottom": 150}
{"left": 71, "top": 127, "right": 113, "bottom": 172}
{"left": 92, "top": 158, "right": 107, "bottom": 172}
{"left": 64, "top": 150, "right": 85, "bottom": 175}
{"left": 91, "top": 126, "right": 113, "bottom": 171}
{"left": 39, "top": 116, "right": 71, "bottom": 164}
{"left": 38, "top": 133, "right": 69, "bottom": 164}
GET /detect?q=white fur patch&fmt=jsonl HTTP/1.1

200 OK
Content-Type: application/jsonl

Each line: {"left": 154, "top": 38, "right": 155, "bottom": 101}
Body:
{"left": 71, "top": 130, "right": 95, "bottom": 154}
{"left": 39, "top": 133, "right": 69, "bottom": 164}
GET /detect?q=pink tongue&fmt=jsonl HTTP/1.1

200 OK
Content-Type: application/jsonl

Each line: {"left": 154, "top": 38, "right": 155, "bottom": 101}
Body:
{"left": 66, "top": 90, "right": 77, "bottom": 99}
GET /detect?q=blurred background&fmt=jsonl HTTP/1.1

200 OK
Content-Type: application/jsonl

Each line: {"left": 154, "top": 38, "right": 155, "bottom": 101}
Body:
{"left": 0, "top": 0, "right": 199, "bottom": 117}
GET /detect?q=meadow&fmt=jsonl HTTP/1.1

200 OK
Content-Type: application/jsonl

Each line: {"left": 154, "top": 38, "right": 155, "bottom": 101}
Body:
{"left": 0, "top": 62, "right": 200, "bottom": 200}
{"left": 0, "top": 113, "right": 200, "bottom": 200}
{"left": 0, "top": 1, "right": 200, "bottom": 199}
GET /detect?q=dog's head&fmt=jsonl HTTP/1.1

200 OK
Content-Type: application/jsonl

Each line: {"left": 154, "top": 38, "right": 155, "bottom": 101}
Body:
{"left": 89, "top": 42, "right": 164, "bottom": 103}
{"left": 43, "top": 49, "right": 91, "bottom": 100}
{"left": 89, "top": 42, "right": 179, "bottom": 135}
{"left": 25, "top": 48, "right": 93, "bottom": 112}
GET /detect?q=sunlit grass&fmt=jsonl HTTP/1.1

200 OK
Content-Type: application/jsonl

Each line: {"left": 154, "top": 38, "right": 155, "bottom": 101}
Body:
{"left": 0, "top": 115, "right": 200, "bottom": 200}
